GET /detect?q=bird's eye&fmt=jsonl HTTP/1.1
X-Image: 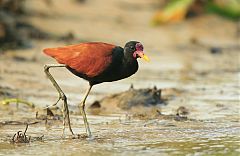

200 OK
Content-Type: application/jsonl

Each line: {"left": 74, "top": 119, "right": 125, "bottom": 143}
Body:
{"left": 130, "top": 46, "right": 135, "bottom": 50}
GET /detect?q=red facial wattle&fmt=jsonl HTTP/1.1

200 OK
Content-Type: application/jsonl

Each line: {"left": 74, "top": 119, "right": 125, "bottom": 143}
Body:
{"left": 133, "top": 43, "right": 150, "bottom": 62}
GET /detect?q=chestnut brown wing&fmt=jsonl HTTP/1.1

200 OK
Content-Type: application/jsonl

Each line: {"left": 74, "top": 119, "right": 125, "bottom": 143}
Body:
{"left": 43, "top": 42, "right": 116, "bottom": 77}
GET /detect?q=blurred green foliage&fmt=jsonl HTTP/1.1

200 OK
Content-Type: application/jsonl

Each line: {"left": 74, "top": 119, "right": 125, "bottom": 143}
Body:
{"left": 206, "top": 0, "right": 240, "bottom": 20}
{"left": 153, "top": 0, "right": 240, "bottom": 25}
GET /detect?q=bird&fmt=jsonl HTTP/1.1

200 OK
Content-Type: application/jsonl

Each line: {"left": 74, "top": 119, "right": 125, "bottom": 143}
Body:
{"left": 43, "top": 41, "right": 149, "bottom": 137}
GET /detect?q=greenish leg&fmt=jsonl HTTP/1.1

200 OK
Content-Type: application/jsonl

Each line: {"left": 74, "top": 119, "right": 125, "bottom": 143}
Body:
{"left": 80, "top": 84, "right": 93, "bottom": 137}
{"left": 44, "top": 64, "right": 74, "bottom": 136}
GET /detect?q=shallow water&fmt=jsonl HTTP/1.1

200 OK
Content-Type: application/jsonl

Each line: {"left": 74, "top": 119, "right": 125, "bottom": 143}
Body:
{"left": 0, "top": 114, "right": 239, "bottom": 156}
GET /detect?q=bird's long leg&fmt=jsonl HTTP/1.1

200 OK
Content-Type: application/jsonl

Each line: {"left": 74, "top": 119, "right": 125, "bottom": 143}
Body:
{"left": 44, "top": 64, "right": 66, "bottom": 108}
{"left": 79, "top": 84, "right": 93, "bottom": 137}
{"left": 44, "top": 64, "right": 74, "bottom": 136}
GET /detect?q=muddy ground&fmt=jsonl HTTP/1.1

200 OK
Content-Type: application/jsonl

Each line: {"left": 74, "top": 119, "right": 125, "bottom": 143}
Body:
{"left": 0, "top": 0, "right": 239, "bottom": 155}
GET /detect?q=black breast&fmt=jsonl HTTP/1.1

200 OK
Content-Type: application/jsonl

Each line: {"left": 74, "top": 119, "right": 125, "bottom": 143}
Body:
{"left": 66, "top": 46, "right": 138, "bottom": 85}
{"left": 89, "top": 46, "right": 138, "bottom": 85}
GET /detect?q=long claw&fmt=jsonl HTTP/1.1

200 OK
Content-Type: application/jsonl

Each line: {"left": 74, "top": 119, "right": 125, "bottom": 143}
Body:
{"left": 45, "top": 96, "right": 61, "bottom": 110}
{"left": 53, "top": 96, "right": 61, "bottom": 106}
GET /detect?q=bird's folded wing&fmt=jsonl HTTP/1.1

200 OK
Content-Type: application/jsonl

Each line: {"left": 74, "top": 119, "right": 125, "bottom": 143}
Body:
{"left": 43, "top": 42, "right": 116, "bottom": 77}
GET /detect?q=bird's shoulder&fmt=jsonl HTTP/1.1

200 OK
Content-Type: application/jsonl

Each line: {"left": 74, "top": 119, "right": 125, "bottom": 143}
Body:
{"left": 111, "top": 46, "right": 124, "bottom": 60}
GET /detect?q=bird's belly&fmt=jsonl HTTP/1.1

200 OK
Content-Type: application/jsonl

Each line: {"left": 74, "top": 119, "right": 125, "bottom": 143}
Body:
{"left": 66, "top": 66, "right": 93, "bottom": 81}
{"left": 91, "top": 67, "right": 137, "bottom": 84}
{"left": 66, "top": 63, "right": 137, "bottom": 85}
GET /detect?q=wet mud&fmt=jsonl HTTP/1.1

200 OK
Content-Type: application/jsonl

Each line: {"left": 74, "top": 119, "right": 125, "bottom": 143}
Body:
{"left": 89, "top": 86, "right": 165, "bottom": 113}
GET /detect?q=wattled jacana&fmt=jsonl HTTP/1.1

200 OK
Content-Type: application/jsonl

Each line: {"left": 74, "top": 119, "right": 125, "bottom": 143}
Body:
{"left": 43, "top": 41, "right": 149, "bottom": 137}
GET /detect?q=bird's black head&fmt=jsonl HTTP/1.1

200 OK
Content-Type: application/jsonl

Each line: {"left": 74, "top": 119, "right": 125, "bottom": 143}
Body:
{"left": 124, "top": 41, "right": 149, "bottom": 62}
